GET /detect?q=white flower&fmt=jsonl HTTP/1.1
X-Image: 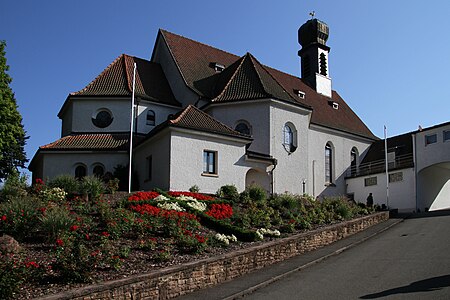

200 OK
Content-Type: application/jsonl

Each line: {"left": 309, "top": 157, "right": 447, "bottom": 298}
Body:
{"left": 214, "top": 233, "right": 237, "bottom": 245}
{"left": 256, "top": 231, "right": 264, "bottom": 240}
{"left": 186, "top": 199, "right": 207, "bottom": 211}
{"left": 157, "top": 202, "right": 185, "bottom": 212}
{"left": 154, "top": 195, "right": 169, "bottom": 202}
{"left": 256, "top": 228, "right": 281, "bottom": 238}
{"left": 176, "top": 195, "right": 197, "bottom": 202}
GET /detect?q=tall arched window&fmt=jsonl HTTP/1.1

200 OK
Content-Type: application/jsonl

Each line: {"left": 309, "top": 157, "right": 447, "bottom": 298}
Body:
{"left": 325, "top": 143, "right": 333, "bottom": 183}
{"left": 320, "top": 53, "right": 327, "bottom": 76}
{"left": 350, "top": 148, "right": 358, "bottom": 176}
{"left": 283, "top": 123, "right": 297, "bottom": 153}
{"left": 146, "top": 110, "right": 155, "bottom": 126}
{"left": 93, "top": 164, "right": 105, "bottom": 178}
{"left": 75, "top": 165, "right": 87, "bottom": 180}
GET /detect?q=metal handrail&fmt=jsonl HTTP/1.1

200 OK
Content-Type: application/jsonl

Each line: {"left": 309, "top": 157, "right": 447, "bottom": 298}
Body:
{"left": 346, "top": 153, "right": 414, "bottom": 178}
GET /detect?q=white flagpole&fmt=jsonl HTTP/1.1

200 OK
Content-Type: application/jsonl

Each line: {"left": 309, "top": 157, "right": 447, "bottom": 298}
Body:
{"left": 384, "top": 125, "right": 389, "bottom": 209}
{"left": 128, "top": 62, "right": 137, "bottom": 193}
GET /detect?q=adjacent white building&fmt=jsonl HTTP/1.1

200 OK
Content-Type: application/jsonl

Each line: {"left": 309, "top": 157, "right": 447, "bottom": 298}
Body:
{"left": 29, "top": 18, "right": 449, "bottom": 210}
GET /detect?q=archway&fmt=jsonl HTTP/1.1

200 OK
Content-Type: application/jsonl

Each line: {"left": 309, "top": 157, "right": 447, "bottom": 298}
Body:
{"left": 245, "top": 169, "right": 271, "bottom": 193}
{"left": 417, "top": 162, "right": 450, "bottom": 211}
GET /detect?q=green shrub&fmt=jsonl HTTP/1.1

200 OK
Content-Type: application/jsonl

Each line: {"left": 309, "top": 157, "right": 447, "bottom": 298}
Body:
{"left": 216, "top": 184, "right": 239, "bottom": 201}
{"left": 247, "top": 185, "right": 267, "bottom": 203}
{"left": 189, "top": 185, "right": 200, "bottom": 193}
{"left": 0, "top": 196, "right": 43, "bottom": 240}
{"left": 0, "top": 171, "right": 28, "bottom": 202}
{"left": 79, "top": 176, "right": 105, "bottom": 200}
{"left": 39, "top": 206, "right": 74, "bottom": 241}
{"left": 48, "top": 175, "right": 79, "bottom": 195}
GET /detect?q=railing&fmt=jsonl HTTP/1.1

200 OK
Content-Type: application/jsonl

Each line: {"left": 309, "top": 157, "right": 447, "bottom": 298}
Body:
{"left": 346, "top": 153, "right": 414, "bottom": 178}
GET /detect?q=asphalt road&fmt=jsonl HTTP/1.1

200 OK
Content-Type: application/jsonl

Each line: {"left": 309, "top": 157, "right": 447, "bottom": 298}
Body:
{"left": 243, "top": 211, "right": 450, "bottom": 300}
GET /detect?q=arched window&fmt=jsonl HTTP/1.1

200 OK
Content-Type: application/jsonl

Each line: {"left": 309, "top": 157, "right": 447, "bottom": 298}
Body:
{"left": 325, "top": 143, "right": 333, "bottom": 183}
{"left": 235, "top": 121, "right": 251, "bottom": 135}
{"left": 93, "top": 164, "right": 105, "bottom": 178}
{"left": 350, "top": 148, "right": 358, "bottom": 176}
{"left": 75, "top": 165, "right": 87, "bottom": 180}
{"left": 147, "top": 110, "right": 155, "bottom": 126}
{"left": 283, "top": 123, "right": 297, "bottom": 153}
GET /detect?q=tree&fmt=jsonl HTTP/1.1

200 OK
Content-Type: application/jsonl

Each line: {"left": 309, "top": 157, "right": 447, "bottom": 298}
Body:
{"left": 0, "top": 41, "right": 28, "bottom": 182}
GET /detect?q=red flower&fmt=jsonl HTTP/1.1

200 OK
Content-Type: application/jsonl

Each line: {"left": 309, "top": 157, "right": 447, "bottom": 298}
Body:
{"left": 128, "top": 191, "right": 160, "bottom": 201}
{"left": 85, "top": 234, "right": 90, "bottom": 240}
{"left": 70, "top": 225, "right": 79, "bottom": 231}
{"left": 25, "top": 261, "right": 39, "bottom": 268}
{"left": 1, "top": 215, "right": 6, "bottom": 222}
{"left": 56, "top": 239, "right": 64, "bottom": 246}
{"left": 206, "top": 204, "right": 233, "bottom": 219}
{"left": 35, "top": 178, "right": 44, "bottom": 185}
{"left": 101, "top": 231, "right": 110, "bottom": 237}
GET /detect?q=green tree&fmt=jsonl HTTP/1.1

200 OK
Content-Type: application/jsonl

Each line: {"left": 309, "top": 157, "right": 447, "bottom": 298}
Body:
{"left": 0, "top": 41, "right": 28, "bottom": 182}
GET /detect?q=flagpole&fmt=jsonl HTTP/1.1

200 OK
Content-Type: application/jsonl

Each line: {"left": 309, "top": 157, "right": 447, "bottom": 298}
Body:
{"left": 384, "top": 125, "right": 389, "bottom": 209}
{"left": 128, "top": 62, "right": 137, "bottom": 193}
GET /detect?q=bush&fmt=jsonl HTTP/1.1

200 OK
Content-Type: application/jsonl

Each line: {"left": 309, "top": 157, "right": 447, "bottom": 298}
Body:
{"left": 48, "top": 175, "right": 79, "bottom": 195}
{"left": 39, "top": 206, "right": 74, "bottom": 241}
{"left": 79, "top": 176, "right": 105, "bottom": 200}
{"left": 216, "top": 184, "right": 239, "bottom": 201}
{"left": 189, "top": 185, "right": 200, "bottom": 193}
{"left": 0, "top": 171, "right": 28, "bottom": 202}
{"left": 0, "top": 196, "right": 43, "bottom": 240}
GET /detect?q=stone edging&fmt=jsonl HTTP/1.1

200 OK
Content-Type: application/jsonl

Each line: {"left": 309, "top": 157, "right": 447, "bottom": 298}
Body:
{"left": 39, "top": 212, "right": 389, "bottom": 300}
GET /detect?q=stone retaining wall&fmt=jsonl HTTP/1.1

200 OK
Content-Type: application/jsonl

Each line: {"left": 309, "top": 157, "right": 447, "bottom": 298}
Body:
{"left": 40, "top": 212, "right": 389, "bottom": 300}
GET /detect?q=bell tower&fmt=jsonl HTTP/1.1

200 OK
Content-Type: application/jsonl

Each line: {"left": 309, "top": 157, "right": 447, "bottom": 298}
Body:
{"left": 298, "top": 18, "right": 332, "bottom": 98}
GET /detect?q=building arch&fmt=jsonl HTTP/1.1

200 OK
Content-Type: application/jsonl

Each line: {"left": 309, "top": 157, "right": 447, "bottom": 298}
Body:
{"left": 283, "top": 122, "right": 297, "bottom": 153}
{"left": 245, "top": 168, "right": 271, "bottom": 193}
{"left": 350, "top": 147, "right": 359, "bottom": 176}
{"left": 74, "top": 163, "right": 87, "bottom": 180}
{"left": 325, "top": 142, "right": 335, "bottom": 184}
{"left": 417, "top": 162, "right": 450, "bottom": 211}
{"left": 92, "top": 163, "right": 105, "bottom": 178}
{"left": 234, "top": 120, "right": 252, "bottom": 135}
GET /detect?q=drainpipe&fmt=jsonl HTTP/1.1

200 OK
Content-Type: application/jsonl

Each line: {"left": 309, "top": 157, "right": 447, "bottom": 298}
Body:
{"left": 270, "top": 159, "right": 278, "bottom": 195}
{"left": 312, "top": 160, "right": 316, "bottom": 197}
{"left": 412, "top": 133, "right": 418, "bottom": 212}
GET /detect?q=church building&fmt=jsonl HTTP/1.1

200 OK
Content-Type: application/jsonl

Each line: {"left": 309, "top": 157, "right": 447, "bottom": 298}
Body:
{"left": 29, "top": 18, "right": 381, "bottom": 198}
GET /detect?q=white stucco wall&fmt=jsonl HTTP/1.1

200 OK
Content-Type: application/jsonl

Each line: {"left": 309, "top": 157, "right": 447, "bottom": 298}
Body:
{"left": 152, "top": 36, "right": 199, "bottom": 107}
{"left": 168, "top": 129, "right": 249, "bottom": 194}
{"left": 346, "top": 168, "right": 416, "bottom": 213}
{"left": 269, "top": 101, "right": 311, "bottom": 194}
{"left": 414, "top": 123, "right": 450, "bottom": 172}
{"left": 39, "top": 151, "right": 128, "bottom": 181}
{"left": 309, "top": 125, "right": 373, "bottom": 198}
{"left": 417, "top": 164, "right": 450, "bottom": 212}
{"left": 206, "top": 101, "right": 271, "bottom": 154}
{"left": 134, "top": 100, "right": 179, "bottom": 134}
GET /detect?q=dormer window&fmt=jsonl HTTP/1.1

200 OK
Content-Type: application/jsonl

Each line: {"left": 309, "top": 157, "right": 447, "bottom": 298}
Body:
{"left": 328, "top": 100, "right": 339, "bottom": 110}
{"left": 211, "top": 62, "right": 225, "bottom": 72}
{"left": 294, "top": 89, "right": 305, "bottom": 99}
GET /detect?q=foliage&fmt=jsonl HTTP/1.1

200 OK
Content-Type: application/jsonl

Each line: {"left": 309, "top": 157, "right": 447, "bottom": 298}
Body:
{"left": 39, "top": 205, "right": 74, "bottom": 241}
{"left": 0, "top": 41, "right": 28, "bottom": 182}
{"left": 216, "top": 184, "right": 239, "bottom": 201}
{"left": 0, "top": 195, "right": 43, "bottom": 240}
{"left": 48, "top": 174, "right": 79, "bottom": 195}
{"left": 188, "top": 185, "right": 200, "bottom": 193}
{"left": 0, "top": 170, "right": 28, "bottom": 202}
{"left": 79, "top": 175, "right": 105, "bottom": 200}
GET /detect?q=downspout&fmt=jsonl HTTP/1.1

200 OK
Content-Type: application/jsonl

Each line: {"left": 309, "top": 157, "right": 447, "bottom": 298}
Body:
{"left": 270, "top": 159, "right": 278, "bottom": 195}
{"left": 312, "top": 160, "right": 316, "bottom": 197}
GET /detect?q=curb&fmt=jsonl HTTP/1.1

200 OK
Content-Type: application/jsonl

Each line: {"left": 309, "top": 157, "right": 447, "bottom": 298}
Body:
{"left": 221, "top": 217, "right": 405, "bottom": 300}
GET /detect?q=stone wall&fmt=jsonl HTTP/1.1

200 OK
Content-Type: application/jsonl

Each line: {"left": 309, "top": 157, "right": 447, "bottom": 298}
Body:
{"left": 39, "top": 212, "right": 389, "bottom": 300}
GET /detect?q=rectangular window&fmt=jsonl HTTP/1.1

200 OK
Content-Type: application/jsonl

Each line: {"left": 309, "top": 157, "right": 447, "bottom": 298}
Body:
{"left": 425, "top": 134, "right": 437, "bottom": 145}
{"left": 389, "top": 172, "right": 403, "bottom": 183}
{"left": 364, "top": 176, "right": 377, "bottom": 186}
{"left": 203, "top": 150, "right": 217, "bottom": 175}
{"left": 146, "top": 155, "right": 152, "bottom": 180}
{"left": 444, "top": 130, "right": 450, "bottom": 142}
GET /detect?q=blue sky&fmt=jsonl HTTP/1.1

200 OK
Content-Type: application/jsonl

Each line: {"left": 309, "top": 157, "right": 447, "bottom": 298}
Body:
{"left": 1, "top": 1, "right": 450, "bottom": 177}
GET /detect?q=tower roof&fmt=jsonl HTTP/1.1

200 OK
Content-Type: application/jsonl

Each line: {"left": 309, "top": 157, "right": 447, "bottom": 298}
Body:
{"left": 298, "top": 18, "right": 329, "bottom": 49}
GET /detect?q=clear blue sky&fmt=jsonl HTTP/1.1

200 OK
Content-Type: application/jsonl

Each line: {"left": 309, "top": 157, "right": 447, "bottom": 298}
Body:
{"left": 1, "top": 1, "right": 450, "bottom": 177}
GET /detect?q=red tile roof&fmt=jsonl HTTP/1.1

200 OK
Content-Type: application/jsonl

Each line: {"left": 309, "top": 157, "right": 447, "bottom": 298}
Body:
{"left": 169, "top": 105, "right": 251, "bottom": 140}
{"left": 71, "top": 54, "right": 180, "bottom": 107}
{"left": 39, "top": 133, "right": 136, "bottom": 151}
{"left": 160, "top": 30, "right": 377, "bottom": 140}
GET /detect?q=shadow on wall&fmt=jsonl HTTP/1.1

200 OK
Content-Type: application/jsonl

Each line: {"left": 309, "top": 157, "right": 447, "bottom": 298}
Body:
{"left": 417, "top": 162, "right": 450, "bottom": 211}
{"left": 360, "top": 274, "right": 450, "bottom": 299}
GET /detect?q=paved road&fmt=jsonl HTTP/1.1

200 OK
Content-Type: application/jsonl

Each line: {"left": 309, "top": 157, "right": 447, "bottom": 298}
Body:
{"left": 244, "top": 211, "right": 450, "bottom": 300}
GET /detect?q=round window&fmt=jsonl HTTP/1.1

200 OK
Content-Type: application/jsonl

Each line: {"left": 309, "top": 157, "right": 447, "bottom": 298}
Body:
{"left": 92, "top": 110, "right": 113, "bottom": 128}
